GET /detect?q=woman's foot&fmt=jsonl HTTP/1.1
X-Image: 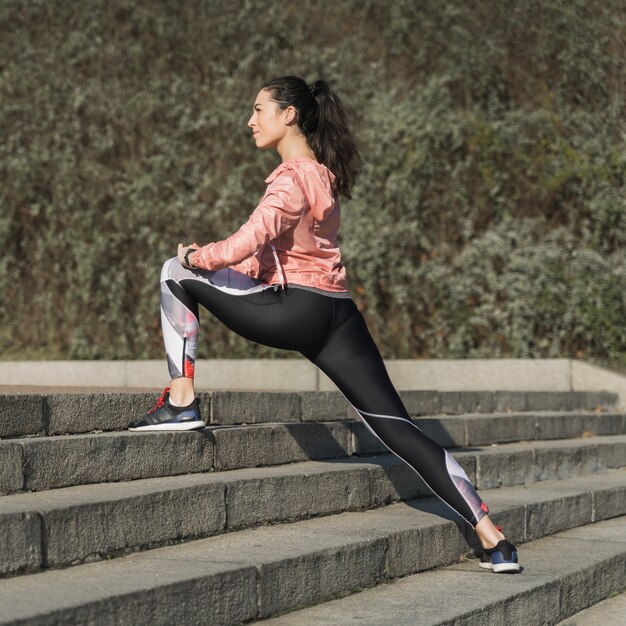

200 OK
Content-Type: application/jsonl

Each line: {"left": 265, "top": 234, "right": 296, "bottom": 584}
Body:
{"left": 479, "top": 539, "right": 522, "bottom": 573}
{"left": 128, "top": 387, "right": 205, "bottom": 431}
{"left": 474, "top": 516, "right": 522, "bottom": 573}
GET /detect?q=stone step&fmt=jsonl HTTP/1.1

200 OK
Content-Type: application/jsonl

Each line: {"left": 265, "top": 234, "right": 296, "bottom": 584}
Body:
{"left": 260, "top": 516, "right": 626, "bottom": 626}
{"left": 355, "top": 410, "right": 626, "bottom": 453}
{"left": 557, "top": 589, "right": 626, "bottom": 625}
{"left": 1, "top": 433, "right": 624, "bottom": 575}
{"left": 0, "top": 472, "right": 624, "bottom": 625}
{"left": 0, "top": 389, "right": 617, "bottom": 437}
{"left": 0, "top": 422, "right": 350, "bottom": 494}
{"left": 0, "top": 410, "right": 624, "bottom": 494}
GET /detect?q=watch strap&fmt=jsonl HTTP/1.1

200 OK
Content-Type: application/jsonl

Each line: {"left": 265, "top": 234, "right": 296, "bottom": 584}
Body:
{"left": 184, "top": 247, "right": 198, "bottom": 268}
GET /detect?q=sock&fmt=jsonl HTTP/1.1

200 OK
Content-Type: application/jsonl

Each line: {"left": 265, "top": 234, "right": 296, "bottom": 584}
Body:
{"left": 485, "top": 540, "right": 515, "bottom": 558}
{"left": 169, "top": 397, "right": 194, "bottom": 408}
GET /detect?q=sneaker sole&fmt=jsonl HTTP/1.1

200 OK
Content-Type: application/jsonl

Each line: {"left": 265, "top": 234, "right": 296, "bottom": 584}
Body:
{"left": 128, "top": 421, "right": 206, "bottom": 432}
{"left": 479, "top": 561, "right": 522, "bottom": 573}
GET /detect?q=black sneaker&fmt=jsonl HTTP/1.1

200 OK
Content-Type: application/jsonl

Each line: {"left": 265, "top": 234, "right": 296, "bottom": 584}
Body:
{"left": 480, "top": 539, "right": 522, "bottom": 573}
{"left": 128, "top": 387, "right": 206, "bottom": 431}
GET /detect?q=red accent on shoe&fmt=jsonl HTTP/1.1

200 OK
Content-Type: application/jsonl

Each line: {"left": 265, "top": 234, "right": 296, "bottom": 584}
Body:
{"left": 148, "top": 387, "right": 170, "bottom": 414}
{"left": 481, "top": 502, "right": 489, "bottom": 513}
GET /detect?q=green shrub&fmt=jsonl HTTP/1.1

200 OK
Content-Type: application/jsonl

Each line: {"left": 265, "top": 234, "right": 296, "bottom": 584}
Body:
{"left": 1, "top": 0, "right": 624, "bottom": 365}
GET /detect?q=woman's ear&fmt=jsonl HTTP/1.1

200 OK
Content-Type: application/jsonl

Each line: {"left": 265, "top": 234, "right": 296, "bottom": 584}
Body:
{"left": 284, "top": 105, "right": 297, "bottom": 125}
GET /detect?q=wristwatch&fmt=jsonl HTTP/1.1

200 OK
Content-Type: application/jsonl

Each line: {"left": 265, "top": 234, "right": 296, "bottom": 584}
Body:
{"left": 183, "top": 247, "right": 198, "bottom": 269}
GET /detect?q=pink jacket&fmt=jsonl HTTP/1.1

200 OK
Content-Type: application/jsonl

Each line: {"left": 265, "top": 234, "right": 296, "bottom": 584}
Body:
{"left": 191, "top": 157, "right": 349, "bottom": 292}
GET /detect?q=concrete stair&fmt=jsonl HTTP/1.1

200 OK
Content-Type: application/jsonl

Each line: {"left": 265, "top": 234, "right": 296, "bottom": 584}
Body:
{"left": 260, "top": 516, "right": 626, "bottom": 626}
{"left": 0, "top": 388, "right": 625, "bottom": 625}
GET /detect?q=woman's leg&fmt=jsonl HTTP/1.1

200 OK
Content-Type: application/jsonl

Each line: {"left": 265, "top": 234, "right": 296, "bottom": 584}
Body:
{"left": 153, "top": 263, "right": 517, "bottom": 564}
{"left": 159, "top": 256, "right": 335, "bottom": 388}
{"left": 161, "top": 256, "right": 501, "bottom": 542}
{"left": 131, "top": 258, "right": 333, "bottom": 430}
{"left": 302, "top": 298, "right": 506, "bottom": 549}
{"left": 159, "top": 259, "right": 201, "bottom": 404}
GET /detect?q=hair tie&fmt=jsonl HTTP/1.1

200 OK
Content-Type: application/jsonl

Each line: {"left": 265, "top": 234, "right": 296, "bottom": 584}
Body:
{"left": 308, "top": 81, "right": 320, "bottom": 98}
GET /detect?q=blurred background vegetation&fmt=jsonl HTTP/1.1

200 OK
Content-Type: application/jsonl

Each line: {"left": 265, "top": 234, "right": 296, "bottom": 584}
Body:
{"left": 1, "top": 0, "right": 625, "bottom": 366}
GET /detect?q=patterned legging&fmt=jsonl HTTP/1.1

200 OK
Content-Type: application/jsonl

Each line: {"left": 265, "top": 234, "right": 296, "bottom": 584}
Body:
{"left": 159, "top": 257, "right": 488, "bottom": 527}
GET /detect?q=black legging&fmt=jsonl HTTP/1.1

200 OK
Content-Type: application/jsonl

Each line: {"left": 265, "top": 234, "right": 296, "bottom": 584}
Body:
{"left": 160, "top": 257, "right": 488, "bottom": 527}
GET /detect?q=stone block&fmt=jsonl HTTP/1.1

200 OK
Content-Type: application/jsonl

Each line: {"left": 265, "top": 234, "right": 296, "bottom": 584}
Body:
{"left": 526, "top": 391, "right": 573, "bottom": 412}
{"left": 225, "top": 464, "right": 370, "bottom": 529}
{"left": 0, "top": 510, "right": 41, "bottom": 575}
{"left": 262, "top": 565, "right": 561, "bottom": 626}
{"left": 559, "top": 592, "right": 626, "bottom": 625}
{"left": 45, "top": 392, "right": 157, "bottom": 434}
{"left": 123, "top": 566, "right": 255, "bottom": 626}
{"left": 415, "top": 416, "right": 466, "bottom": 447}
{"left": 533, "top": 442, "right": 605, "bottom": 482}
{"left": 533, "top": 411, "right": 626, "bottom": 440}
{"left": 597, "top": 438, "right": 626, "bottom": 468}
{"left": 559, "top": 552, "right": 626, "bottom": 620}
{"left": 577, "top": 391, "right": 618, "bottom": 411}
{"left": 561, "top": 514, "right": 626, "bottom": 541}
{"left": 465, "top": 414, "right": 537, "bottom": 446}
{"left": 44, "top": 481, "right": 226, "bottom": 566}
{"left": 261, "top": 512, "right": 626, "bottom": 626}
{"left": 439, "top": 392, "right": 494, "bottom": 415}
{"left": 585, "top": 412, "right": 626, "bottom": 436}
{"left": 213, "top": 422, "right": 351, "bottom": 471}
{"left": 351, "top": 416, "right": 462, "bottom": 455}
{"left": 533, "top": 525, "right": 626, "bottom": 620}
{"left": 0, "top": 555, "right": 257, "bottom": 626}
{"left": 21, "top": 431, "right": 214, "bottom": 490}
{"left": 593, "top": 484, "right": 626, "bottom": 521}
{"left": 257, "top": 537, "right": 387, "bottom": 618}
{"left": 452, "top": 574, "right": 560, "bottom": 626}
{"left": 0, "top": 394, "right": 44, "bottom": 437}
{"left": 368, "top": 456, "right": 432, "bottom": 506}
{"left": 398, "top": 390, "right": 440, "bottom": 416}
{"left": 351, "top": 421, "right": 387, "bottom": 455}
{"left": 533, "top": 412, "right": 583, "bottom": 440}
{"left": 300, "top": 391, "right": 349, "bottom": 421}
{"left": 0, "top": 441, "right": 24, "bottom": 495}
{"left": 493, "top": 391, "right": 528, "bottom": 413}
{"left": 385, "top": 517, "right": 466, "bottom": 578}
{"left": 526, "top": 492, "right": 593, "bottom": 541}
{"left": 475, "top": 448, "right": 535, "bottom": 489}
{"left": 210, "top": 391, "right": 301, "bottom": 425}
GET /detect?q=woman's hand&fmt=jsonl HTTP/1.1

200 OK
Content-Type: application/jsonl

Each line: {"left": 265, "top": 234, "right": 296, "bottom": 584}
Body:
{"left": 178, "top": 242, "right": 201, "bottom": 269}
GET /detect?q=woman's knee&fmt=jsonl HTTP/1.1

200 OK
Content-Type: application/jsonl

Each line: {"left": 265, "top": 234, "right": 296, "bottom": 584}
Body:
{"left": 160, "top": 257, "right": 179, "bottom": 282}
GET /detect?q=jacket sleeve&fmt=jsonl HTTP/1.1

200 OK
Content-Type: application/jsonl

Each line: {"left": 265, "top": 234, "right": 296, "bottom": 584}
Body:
{"left": 191, "top": 173, "right": 306, "bottom": 271}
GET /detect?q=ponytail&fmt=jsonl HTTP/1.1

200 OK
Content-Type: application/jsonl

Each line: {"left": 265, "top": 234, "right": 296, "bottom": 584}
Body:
{"left": 260, "top": 76, "right": 361, "bottom": 199}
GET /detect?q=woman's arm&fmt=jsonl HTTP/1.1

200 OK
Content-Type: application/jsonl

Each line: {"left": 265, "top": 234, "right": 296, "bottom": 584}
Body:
{"left": 191, "top": 173, "right": 306, "bottom": 271}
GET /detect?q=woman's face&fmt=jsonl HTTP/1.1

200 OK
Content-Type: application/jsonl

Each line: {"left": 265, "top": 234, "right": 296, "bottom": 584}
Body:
{"left": 248, "top": 89, "right": 293, "bottom": 150}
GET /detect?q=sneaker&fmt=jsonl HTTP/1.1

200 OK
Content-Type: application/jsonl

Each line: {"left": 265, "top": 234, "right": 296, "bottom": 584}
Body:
{"left": 479, "top": 539, "right": 521, "bottom": 573}
{"left": 128, "top": 387, "right": 206, "bottom": 431}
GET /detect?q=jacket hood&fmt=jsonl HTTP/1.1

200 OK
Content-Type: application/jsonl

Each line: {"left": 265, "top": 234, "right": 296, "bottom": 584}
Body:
{"left": 265, "top": 158, "right": 337, "bottom": 221}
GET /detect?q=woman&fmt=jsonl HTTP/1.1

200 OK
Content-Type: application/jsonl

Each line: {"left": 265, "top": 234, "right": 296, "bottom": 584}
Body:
{"left": 128, "top": 75, "right": 521, "bottom": 573}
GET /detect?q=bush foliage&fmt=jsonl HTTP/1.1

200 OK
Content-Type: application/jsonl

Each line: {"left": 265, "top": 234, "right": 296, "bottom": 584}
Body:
{"left": 1, "top": 0, "right": 625, "bottom": 364}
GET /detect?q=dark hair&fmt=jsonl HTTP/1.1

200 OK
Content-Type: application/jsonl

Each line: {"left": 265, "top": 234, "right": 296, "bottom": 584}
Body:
{"left": 260, "top": 75, "right": 361, "bottom": 199}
